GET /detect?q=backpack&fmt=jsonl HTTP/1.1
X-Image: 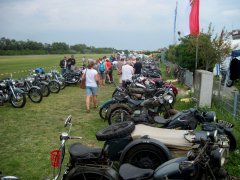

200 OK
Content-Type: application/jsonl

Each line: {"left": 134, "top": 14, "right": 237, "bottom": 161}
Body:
{"left": 99, "top": 62, "right": 105, "bottom": 72}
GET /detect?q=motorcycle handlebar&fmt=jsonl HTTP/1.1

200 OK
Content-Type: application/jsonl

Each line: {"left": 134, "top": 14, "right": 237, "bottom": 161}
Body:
{"left": 69, "top": 136, "right": 82, "bottom": 139}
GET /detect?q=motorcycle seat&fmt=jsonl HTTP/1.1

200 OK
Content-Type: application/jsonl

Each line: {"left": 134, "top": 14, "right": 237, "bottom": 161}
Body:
{"left": 128, "top": 98, "right": 143, "bottom": 106}
{"left": 154, "top": 116, "right": 169, "bottom": 125}
{"left": 119, "top": 163, "right": 153, "bottom": 180}
{"left": 69, "top": 142, "right": 102, "bottom": 160}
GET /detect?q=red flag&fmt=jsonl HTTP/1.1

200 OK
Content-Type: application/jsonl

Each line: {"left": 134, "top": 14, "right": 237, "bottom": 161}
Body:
{"left": 189, "top": 0, "right": 200, "bottom": 36}
{"left": 178, "top": 0, "right": 200, "bottom": 36}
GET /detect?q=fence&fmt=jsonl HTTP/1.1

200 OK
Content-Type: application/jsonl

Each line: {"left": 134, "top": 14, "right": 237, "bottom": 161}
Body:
{"left": 213, "top": 81, "right": 240, "bottom": 120}
{"left": 165, "top": 61, "right": 193, "bottom": 88}
{"left": 0, "top": 66, "right": 59, "bottom": 79}
{"left": 164, "top": 61, "right": 240, "bottom": 120}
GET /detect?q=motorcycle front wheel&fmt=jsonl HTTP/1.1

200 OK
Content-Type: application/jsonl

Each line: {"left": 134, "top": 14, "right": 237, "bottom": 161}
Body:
{"left": 10, "top": 91, "right": 26, "bottom": 108}
{"left": 59, "top": 79, "right": 66, "bottom": 90}
{"left": 48, "top": 81, "right": 60, "bottom": 93}
{"left": 39, "top": 83, "right": 50, "bottom": 97}
{"left": 28, "top": 87, "right": 42, "bottom": 103}
{"left": 99, "top": 106, "right": 108, "bottom": 120}
{"left": 107, "top": 104, "right": 132, "bottom": 125}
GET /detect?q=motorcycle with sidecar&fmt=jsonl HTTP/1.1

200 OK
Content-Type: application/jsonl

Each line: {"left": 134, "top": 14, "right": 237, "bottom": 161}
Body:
{"left": 49, "top": 116, "right": 233, "bottom": 180}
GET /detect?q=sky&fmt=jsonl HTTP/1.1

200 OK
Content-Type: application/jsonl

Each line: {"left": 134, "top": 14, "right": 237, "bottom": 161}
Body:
{"left": 0, "top": 0, "right": 239, "bottom": 51}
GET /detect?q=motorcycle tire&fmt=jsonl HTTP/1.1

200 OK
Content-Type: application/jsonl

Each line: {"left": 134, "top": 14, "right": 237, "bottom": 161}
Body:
{"left": 48, "top": 81, "right": 60, "bottom": 93}
{"left": 99, "top": 106, "right": 108, "bottom": 120}
{"left": 28, "top": 87, "right": 43, "bottom": 103}
{"left": 59, "top": 80, "right": 66, "bottom": 90}
{"left": 64, "top": 166, "right": 118, "bottom": 180}
{"left": 106, "top": 104, "right": 132, "bottom": 125}
{"left": 121, "top": 144, "right": 169, "bottom": 170}
{"left": 10, "top": 91, "right": 26, "bottom": 108}
{"left": 39, "top": 83, "right": 50, "bottom": 97}
{"left": 96, "top": 121, "right": 135, "bottom": 141}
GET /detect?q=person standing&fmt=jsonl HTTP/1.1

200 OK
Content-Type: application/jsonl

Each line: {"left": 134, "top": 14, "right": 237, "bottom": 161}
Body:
{"left": 133, "top": 57, "right": 142, "bottom": 75}
{"left": 98, "top": 58, "right": 106, "bottom": 86}
{"left": 105, "top": 58, "right": 113, "bottom": 83}
{"left": 82, "top": 56, "right": 86, "bottom": 66}
{"left": 121, "top": 60, "right": 134, "bottom": 88}
{"left": 82, "top": 61, "right": 99, "bottom": 113}
{"left": 116, "top": 58, "right": 124, "bottom": 84}
{"left": 59, "top": 56, "right": 68, "bottom": 75}
{"left": 69, "top": 55, "right": 76, "bottom": 71}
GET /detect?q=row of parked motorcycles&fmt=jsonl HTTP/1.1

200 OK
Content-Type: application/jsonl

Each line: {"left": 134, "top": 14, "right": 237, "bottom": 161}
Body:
{"left": 2, "top": 59, "right": 237, "bottom": 179}
{"left": 0, "top": 67, "right": 84, "bottom": 108}
{"left": 41, "top": 59, "right": 236, "bottom": 179}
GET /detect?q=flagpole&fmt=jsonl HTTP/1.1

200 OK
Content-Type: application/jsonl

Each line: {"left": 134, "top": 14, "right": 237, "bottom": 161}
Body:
{"left": 195, "top": 35, "right": 199, "bottom": 69}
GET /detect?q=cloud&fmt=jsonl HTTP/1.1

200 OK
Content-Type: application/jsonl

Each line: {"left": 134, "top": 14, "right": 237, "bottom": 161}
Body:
{"left": 0, "top": 0, "right": 239, "bottom": 50}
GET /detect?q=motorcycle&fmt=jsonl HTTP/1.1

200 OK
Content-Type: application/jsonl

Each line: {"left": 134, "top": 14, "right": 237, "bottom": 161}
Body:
{"left": 63, "top": 68, "right": 83, "bottom": 85}
{"left": 119, "top": 130, "right": 230, "bottom": 180}
{"left": 50, "top": 116, "right": 231, "bottom": 180}
{"left": 0, "top": 77, "right": 26, "bottom": 108}
{"left": 50, "top": 116, "right": 173, "bottom": 179}
{"left": 99, "top": 84, "right": 176, "bottom": 121}
{"left": 49, "top": 69, "right": 66, "bottom": 90}
{"left": 106, "top": 92, "right": 175, "bottom": 125}
{"left": 36, "top": 73, "right": 61, "bottom": 94}
{"left": 14, "top": 77, "right": 43, "bottom": 103}
{"left": 31, "top": 73, "right": 50, "bottom": 97}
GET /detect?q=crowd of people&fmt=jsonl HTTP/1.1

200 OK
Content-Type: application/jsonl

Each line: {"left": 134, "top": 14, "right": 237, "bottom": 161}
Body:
{"left": 59, "top": 53, "right": 143, "bottom": 113}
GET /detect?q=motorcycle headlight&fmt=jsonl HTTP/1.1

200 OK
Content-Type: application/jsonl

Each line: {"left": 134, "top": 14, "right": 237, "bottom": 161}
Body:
{"left": 211, "top": 148, "right": 228, "bottom": 167}
{"left": 164, "top": 95, "right": 173, "bottom": 104}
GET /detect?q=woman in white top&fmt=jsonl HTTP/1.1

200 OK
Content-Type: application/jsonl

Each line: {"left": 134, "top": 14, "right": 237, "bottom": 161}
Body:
{"left": 82, "top": 61, "right": 99, "bottom": 113}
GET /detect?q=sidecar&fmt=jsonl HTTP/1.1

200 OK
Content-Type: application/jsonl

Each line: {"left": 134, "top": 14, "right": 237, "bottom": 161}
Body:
{"left": 96, "top": 120, "right": 235, "bottom": 170}
{"left": 96, "top": 121, "right": 198, "bottom": 170}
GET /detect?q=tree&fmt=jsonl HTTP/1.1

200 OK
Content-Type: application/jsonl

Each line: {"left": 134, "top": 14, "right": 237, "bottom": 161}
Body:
{"left": 168, "top": 23, "right": 232, "bottom": 72}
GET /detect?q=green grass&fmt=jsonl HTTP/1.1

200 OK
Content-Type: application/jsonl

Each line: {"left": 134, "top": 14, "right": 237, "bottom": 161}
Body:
{"left": 0, "top": 56, "right": 239, "bottom": 179}
{"left": 0, "top": 54, "right": 109, "bottom": 79}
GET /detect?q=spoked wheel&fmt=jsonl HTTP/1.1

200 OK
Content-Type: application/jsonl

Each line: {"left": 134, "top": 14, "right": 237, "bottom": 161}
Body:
{"left": 96, "top": 121, "right": 135, "bottom": 141}
{"left": 48, "top": 81, "right": 60, "bottom": 93}
{"left": 108, "top": 107, "right": 131, "bottom": 125}
{"left": 10, "top": 91, "right": 26, "bottom": 108}
{"left": 59, "top": 79, "right": 66, "bottom": 90}
{"left": 99, "top": 106, "right": 108, "bottom": 120}
{"left": 28, "top": 87, "right": 42, "bottom": 103}
{"left": 39, "top": 83, "right": 50, "bottom": 97}
{"left": 121, "top": 144, "right": 169, "bottom": 170}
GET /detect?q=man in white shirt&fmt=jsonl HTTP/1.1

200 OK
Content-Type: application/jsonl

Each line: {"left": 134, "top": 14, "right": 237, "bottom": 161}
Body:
{"left": 121, "top": 60, "right": 134, "bottom": 88}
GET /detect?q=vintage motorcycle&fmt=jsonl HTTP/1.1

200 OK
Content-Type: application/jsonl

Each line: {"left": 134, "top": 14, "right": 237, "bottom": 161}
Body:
{"left": 0, "top": 78, "right": 26, "bottom": 108}
{"left": 49, "top": 69, "right": 66, "bottom": 90}
{"left": 14, "top": 77, "right": 43, "bottom": 103}
{"left": 106, "top": 92, "right": 175, "bottom": 125}
{"left": 31, "top": 73, "right": 50, "bottom": 97}
{"left": 50, "top": 116, "right": 172, "bottom": 180}
{"left": 63, "top": 68, "right": 83, "bottom": 85}
{"left": 119, "top": 130, "right": 230, "bottom": 180}
{"left": 50, "top": 116, "right": 231, "bottom": 180}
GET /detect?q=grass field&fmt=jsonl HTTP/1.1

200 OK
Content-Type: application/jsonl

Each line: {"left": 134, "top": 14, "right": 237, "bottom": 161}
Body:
{"left": 0, "top": 54, "right": 108, "bottom": 79}
{"left": 0, "top": 55, "right": 239, "bottom": 179}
